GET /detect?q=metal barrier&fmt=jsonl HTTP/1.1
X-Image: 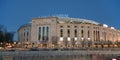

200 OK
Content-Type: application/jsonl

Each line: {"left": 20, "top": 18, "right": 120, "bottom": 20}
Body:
{"left": 0, "top": 51, "right": 119, "bottom": 60}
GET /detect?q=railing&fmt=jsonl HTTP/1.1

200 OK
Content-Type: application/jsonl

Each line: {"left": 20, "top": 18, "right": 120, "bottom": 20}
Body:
{"left": 0, "top": 50, "right": 120, "bottom": 60}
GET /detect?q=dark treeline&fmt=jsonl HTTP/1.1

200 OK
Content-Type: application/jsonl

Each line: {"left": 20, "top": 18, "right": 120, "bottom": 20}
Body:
{"left": 0, "top": 25, "right": 15, "bottom": 44}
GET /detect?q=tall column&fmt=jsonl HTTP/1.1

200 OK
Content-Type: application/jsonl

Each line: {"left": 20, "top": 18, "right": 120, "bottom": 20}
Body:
{"left": 79, "top": 26, "right": 82, "bottom": 47}
{"left": 85, "top": 26, "right": 87, "bottom": 47}
{"left": 91, "top": 27, "right": 94, "bottom": 48}
{"left": 95, "top": 30, "right": 96, "bottom": 41}
{"left": 44, "top": 26, "right": 46, "bottom": 37}
{"left": 106, "top": 31, "right": 108, "bottom": 41}
{"left": 112, "top": 31, "right": 114, "bottom": 42}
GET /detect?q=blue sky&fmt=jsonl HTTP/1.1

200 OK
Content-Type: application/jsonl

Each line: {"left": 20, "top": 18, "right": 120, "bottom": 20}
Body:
{"left": 0, "top": 0, "right": 120, "bottom": 40}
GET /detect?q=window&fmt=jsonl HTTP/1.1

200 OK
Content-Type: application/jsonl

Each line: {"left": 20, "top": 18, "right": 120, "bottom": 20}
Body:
{"left": 98, "top": 31, "right": 100, "bottom": 40}
{"left": 27, "top": 32, "right": 29, "bottom": 36}
{"left": 88, "top": 30, "right": 90, "bottom": 38}
{"left": 67, "top": 29, "right": 70, "bottom": 37}
{"left": 81, "top": 26, "right": 84, "bottom": 28}
{"left": 81, "top": 30, "right": 84, "bottom": 37}
{"left": 60, "top": 26, "right": 63, "bottom": 28}
{"left": 27, "top": 38, "right": 28, "bottom": 41}
{"left": 38, "top": 26, "right": 49, "bottom": 40}
{"left": 88, "top": 26, "right": 90, "bottom": 28}
{"left": 74, "top": 26, "right": 77, "bottom": 28}
{"left": 38, "top": 27, "right": 41, "bottom": 40}
{"left": 46, "top": 26, "right": 49, "bottom": 40}
{"left": 67, "top": 26, "right": 70, "bottom": 28}
{"left": 42, "top": 27, "right": 45, "bottom": 40}
{"left": 93, "top": 31, "right": 95, "bottom": 41}
{"left": 74, "top": 29, "right": 77, "bottom": 37}
{"left": 60, "top": 29, "right": 63, "bottom": 37}
{"left": 24, "top": 32, "right": 25, "bottom": 37}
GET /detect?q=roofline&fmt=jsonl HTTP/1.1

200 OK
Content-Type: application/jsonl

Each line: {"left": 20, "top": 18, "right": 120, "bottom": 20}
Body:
{"left": 32, "top": 16, "right": 58, "bottom": 20}
{"left": 17, "top": 23, "right": 31, "bottom": 32}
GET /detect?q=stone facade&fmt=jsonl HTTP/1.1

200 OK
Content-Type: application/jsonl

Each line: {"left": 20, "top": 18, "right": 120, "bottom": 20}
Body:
{"left": 18, "top": 16, "right": 120, "bottom": 48}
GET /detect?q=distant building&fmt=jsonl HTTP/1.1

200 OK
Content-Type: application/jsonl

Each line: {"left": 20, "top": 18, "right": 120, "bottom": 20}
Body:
{"left": 18, "top": 16, "right": 120, "bottom": 48}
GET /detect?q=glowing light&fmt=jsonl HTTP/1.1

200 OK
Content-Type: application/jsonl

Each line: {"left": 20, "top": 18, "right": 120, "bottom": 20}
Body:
{"left": 60, "top": 37, "right": 63, "bottom": 41}
{"left": 112, "top": 58, "right": 117, "bottom": 60}
{"left": 74, "top": 37, "right": 77, "bottom": 41}
{"left": 67, "top": 37, "right": 71, "bottom": 41}
{"left": 88, "top": 38, "right": 90, "bottom": 41}
{"left": 81, "top": 38, "right": 84, "bottom": 40}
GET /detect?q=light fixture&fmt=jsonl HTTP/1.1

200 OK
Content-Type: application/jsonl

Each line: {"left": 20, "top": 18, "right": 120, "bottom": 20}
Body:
{"left": 60, "top": 37, "right": 63, "bottom": 41}
{"left": 67, "top": 37, "right": 71, "bottom": 41}
{"left": 74, "top": 37, "right": 77, "bottom": 41}
{"left": 81, "top": 37, "right": 84, "bottom": 40}
{"left": 88, "top": 38, "right": 90, "bottom": 41}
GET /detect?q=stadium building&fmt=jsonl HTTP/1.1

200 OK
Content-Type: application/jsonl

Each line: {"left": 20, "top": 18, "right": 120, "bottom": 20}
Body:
{"left": 18, "top": 16, "right": 120, "bottom": 48}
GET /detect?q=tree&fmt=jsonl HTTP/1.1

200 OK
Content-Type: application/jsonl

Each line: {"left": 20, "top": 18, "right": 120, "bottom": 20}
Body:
{"left": 5, "top": 32, "right": 15, "bottom": 43}
{"left": 0, "top": 24, "right": 15, "bottom": 47}
{"left": 0, "top": 25, "right": 6, "bottom": 42}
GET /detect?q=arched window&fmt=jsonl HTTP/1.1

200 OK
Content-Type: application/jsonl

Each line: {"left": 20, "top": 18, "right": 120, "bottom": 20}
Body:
{"left": 74, "top": 29, "right": 77, "bottom": 37}
{"left": 68, "top": 29, "right": 70, "bottom": 37}
{"left": 88, "top": 30, "right": 90, "bottom": 38}
{"left": 38, "top": 27, "right": 41, "bottom": 40}
{"left": 60, "top": 29, "right": 63, "bottom": 37}
{"left": 81, "top": 30, "right": 84, "bottom": 37}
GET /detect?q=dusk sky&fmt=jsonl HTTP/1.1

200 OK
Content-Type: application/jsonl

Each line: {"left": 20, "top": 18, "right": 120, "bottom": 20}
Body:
{"left": 0, "top": 0, "right": 120, "bottom": 40}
